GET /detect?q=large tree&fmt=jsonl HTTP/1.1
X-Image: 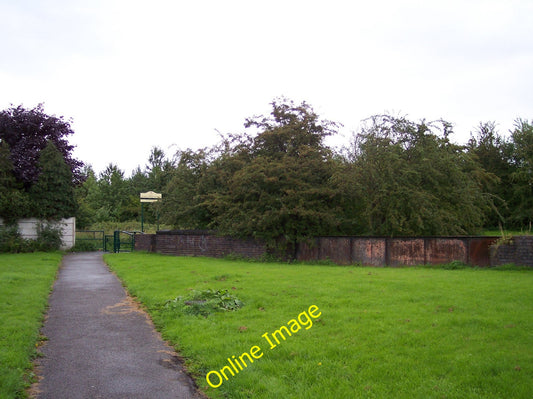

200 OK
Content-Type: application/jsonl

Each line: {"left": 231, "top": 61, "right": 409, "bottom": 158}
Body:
{"left": 0, "top": 104, "right": 84, "bottom": 188}
{"left": 342, "top": 115, "right": 493, "bottom": 236}
{"left": 172, "top": 98, "right": 345, "bottom": 251}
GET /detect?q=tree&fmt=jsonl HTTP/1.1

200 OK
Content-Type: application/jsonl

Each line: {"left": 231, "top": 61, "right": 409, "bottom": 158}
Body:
{"left": 198, "top": 99, "right": 344, "bottom": 251}
{"left": 508, "top": 119, "right": 533, "bottom": 228}
{"left": 91, "top": 164, "right": 132, "bottom": 222}
{"left": 145, "top": 146, "right": 174, "bottom": 192}
{"left": 467, "top": 122, "right": 514, "bottom": 228}
{"left": 0, "top": 104, "right": 84, "bottom": 188}
{"left": 342, "top": 115, "right": 493, "bottom": 236}
{"left": 163, "top": 148, "right": 214, "bottom": 229}
{"left": 29, "top": 141, "right": 77, "bottom": 219}
{"left": 74, "top": 166, "right": 99, "bottom": 229}
{"left": 0, "top": 141, "right": 30, "bottom": 224}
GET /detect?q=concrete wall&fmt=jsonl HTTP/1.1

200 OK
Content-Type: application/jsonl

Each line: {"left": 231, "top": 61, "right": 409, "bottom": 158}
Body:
{"left": 134, "top": 231, "right": 527, "bottom": 267}
{"left": 0, "top": 217, "right": 76, "bottom": 250}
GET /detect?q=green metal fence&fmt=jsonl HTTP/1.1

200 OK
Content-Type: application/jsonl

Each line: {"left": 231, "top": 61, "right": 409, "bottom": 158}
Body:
{"left": 75, "top": 230, "right": 105, "bottom": 251}
{"left": 104, "top": 231, "right": 137, "bottom": 253}
{"left": 77, "top": 230, "right": 138, "bottom": 253}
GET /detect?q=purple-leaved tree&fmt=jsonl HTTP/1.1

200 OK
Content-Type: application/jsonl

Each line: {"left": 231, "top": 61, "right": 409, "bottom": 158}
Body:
{"left": 0, "top": 104, "right": 84, "bottom": 188}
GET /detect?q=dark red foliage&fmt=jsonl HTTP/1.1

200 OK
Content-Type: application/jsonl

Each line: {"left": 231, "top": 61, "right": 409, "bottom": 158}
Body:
{"left": 0, "top": 104, "right": 84, "bottom": 187}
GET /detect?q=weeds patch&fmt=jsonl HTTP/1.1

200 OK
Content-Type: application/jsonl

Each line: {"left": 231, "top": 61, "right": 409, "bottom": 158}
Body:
{"left": 164, "top": 289, "right": 245, "bottom": 317}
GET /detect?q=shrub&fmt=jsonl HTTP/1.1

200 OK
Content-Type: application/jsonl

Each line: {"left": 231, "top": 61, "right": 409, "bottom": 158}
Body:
{"left": 0, "top": 222, "right": 64, "bottom": 253}
{"left": 0, "top": 225, "right": 30, "bottom": 253}
{"left": 35, "top": 222, "right": 63, "bottom": 251}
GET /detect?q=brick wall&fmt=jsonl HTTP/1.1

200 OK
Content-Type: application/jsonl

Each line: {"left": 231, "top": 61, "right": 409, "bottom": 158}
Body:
{"left": 135, "top": 231, "right": 532, "bottom": 267}
{"left": 490, "top": 236, "right": 533, "bottom": 267}
{"left": 135, "top": 230, "right": 266, "bottom": 259}
{"left": 296, "top": 236, "right": 498, "bottom": 266}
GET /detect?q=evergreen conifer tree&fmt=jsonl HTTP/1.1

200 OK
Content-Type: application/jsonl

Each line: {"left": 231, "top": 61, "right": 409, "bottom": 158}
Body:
{"left": 30, "top": 141, "right": 77, "bottom": 219}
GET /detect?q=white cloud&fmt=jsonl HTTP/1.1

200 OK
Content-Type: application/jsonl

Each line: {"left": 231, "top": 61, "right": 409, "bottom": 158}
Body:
{"left": 1, "top": 0, "right": 532, "bottom": 174}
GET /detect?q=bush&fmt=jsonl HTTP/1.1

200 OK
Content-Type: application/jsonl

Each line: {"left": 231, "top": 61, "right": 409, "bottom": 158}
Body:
{"left": 0, "top": 222, "right": 63, "bottom": 253}
{"left": 0, "top": 225, "right": 31, "bottom": 253}
{"left": 35, "top": 222, "right": 63, "bottom": 251}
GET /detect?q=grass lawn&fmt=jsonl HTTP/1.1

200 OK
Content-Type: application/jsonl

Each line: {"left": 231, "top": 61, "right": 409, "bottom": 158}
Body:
{"left": 104, "top": 253, "right": 533, "bottom": 399}
{"left": 0, "top": 252, "right": 62, "bottom": 398}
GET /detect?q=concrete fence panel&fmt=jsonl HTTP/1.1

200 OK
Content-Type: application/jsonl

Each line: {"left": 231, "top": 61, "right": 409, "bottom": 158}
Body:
{"left": 0, "top": 217, "right": 76, "bottom": 250}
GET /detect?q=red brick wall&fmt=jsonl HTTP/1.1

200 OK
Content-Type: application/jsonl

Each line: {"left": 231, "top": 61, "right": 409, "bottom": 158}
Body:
{"left": 136, "top": 231, "right": 509, "bottom": 267}
{"left": 135, "top": 230, "right": 266, "bottom": 259}
{"left": 297, "top": 236, "right": 498, "bottom": 266}
{"left": 490, "top": 236, "right": 533, "bottom": 267}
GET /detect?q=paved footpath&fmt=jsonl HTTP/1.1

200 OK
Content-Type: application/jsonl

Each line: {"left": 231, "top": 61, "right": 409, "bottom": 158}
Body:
{"left": 34, "top": 252, "right": 204, "bottom": 399}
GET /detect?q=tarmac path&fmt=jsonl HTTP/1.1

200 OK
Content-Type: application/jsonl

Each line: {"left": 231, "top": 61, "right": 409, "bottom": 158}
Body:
{"left": 34, "top": 252, "right": 204, "bottom": 399}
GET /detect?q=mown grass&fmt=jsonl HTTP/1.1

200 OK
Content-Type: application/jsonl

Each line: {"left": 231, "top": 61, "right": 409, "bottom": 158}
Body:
{"left": 0, "top": 252, "right": 62, "bottom": 398}
{"left": 104, "top": 253, "right": 533, "bottom": 399}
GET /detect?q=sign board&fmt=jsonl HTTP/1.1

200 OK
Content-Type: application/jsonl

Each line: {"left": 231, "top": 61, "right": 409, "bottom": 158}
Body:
{"left": 140, "top": 191, "right": 162, "bottom": 203}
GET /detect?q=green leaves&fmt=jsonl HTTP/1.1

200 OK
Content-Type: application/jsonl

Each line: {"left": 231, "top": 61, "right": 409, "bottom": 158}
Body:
{"left": 161, "top": 99, "right": 344, "bottom": 252}
{"left": 343, "top": 115, "right": 492, "bottom": 236}
{"left": 29, "top": 141, "right": 77, "bottom": 220}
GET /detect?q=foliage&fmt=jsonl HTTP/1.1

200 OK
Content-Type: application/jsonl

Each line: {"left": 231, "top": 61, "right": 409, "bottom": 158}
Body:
{"left": 34, "top": 222, "right": 63, "bottom": 252}
{"left": 74, "top": 166, "right": 99, "bottom": 229}
{"left": 0, "top": 104, "right": 82, "bottom": 223}
{"left": 468, "top": 119, "right": 533, "bottom": 230}
{"left": 340, "top": 115, "right": 493, "bottom": 236}
{"left": 163, "top": 148, "right": 214, "bottom": 229}
{"left": 0, "top": 225, "right": 30, "bottom": 253}
{"left": 0, "top": 141, "right": 30, "bottom": 224}
{"left": 0, "top": 104, "right": 83, "bottom": 187}
{"left": 164, "top": 288, "right": 245, "bottom": 317}
{"left": 163, "top": 99, "right": 345, "bottom": 251}
{"left": 467, "top": 122, "right": 514, "bottom": 228}
{"left": 0, "top": 222, "right": 63, "bottom": 253}
{"left": 508, "top": 119, "right": 533, "bottom": 227}
{"left": 76, "top": 146, "right": 174, "bottom": 227}
{"left": 30, "top": 141, "right": 77, "bottom": 220}
{"left": 39, "top": 97, "right": 529, "bottom": 238}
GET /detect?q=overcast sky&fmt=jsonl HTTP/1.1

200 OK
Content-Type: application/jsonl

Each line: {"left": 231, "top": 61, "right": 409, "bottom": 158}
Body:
{"left": 1, "top": 0, "right": 532, "bottom": 175}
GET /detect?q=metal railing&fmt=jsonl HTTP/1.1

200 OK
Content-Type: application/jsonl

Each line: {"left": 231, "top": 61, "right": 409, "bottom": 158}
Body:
{"left": 75, "top": 230, "right": 105, "bottom": 251}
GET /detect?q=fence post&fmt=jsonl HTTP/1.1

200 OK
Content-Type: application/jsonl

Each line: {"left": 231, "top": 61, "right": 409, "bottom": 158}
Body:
{"left": 113, "top": 231, "right": 120, "bottom": 253}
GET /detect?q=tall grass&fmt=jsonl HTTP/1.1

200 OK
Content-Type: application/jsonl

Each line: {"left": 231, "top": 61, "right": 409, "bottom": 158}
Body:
{"left": 105, "top": 253, "right": 533, "bottom": 399}
{"left": 0, "top": 253, "right": 62, "bottom": 398}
